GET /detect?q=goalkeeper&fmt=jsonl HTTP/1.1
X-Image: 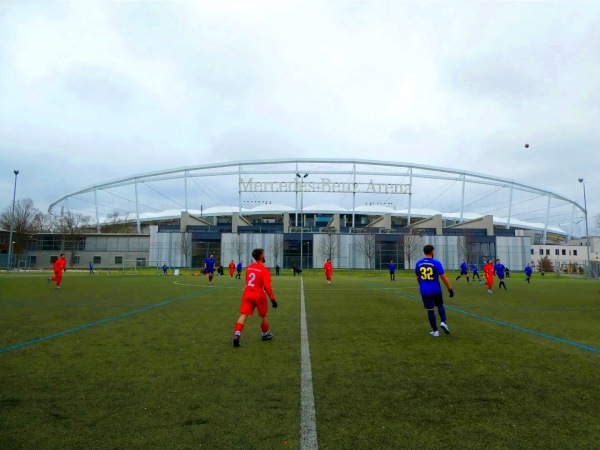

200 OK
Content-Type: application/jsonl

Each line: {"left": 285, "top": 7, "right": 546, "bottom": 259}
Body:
{"left": 233, "top": 248, "right": 278, "bottom": 348}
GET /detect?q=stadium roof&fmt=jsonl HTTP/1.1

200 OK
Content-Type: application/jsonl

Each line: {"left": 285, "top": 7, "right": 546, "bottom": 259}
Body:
{"left": 127, "top": 205, "right": 569, "bottom": 236}
{"left": 48, "top": 158, "right": 586, "bottom": 239}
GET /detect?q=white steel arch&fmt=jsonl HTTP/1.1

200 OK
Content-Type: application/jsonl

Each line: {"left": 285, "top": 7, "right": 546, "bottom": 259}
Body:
{"left": 48, "top": 158, "right": 585, "bottom": 239}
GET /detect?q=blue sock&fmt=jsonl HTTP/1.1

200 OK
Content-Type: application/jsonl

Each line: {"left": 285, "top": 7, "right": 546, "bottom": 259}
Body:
{"left": 438, "top": 305, "right": 447, "bottom": 323}
{"left": 428, "top": 310, "right": 437, "bottom": 330}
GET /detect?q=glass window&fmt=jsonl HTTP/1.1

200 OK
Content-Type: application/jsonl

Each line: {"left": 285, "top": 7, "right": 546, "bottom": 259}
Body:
{"left": 64, "top": 239, "right": 85, "bottom": 251}
{"left": 545, "top": 249, "right": 550, "bottom": 255}
{"left": 93, "top": 256, "right": 101, "bottom": 264}
{"left": 51, "top": 255, "right": 58, "bottom": 263}
{"left": 115, "top": 256, "right": 123, "bottom": 264}
{"left": 555, "top": 249, "right": 560, "bottom": 255}
{"left": 562, "top": 249, "right": 566, "bottom": 255}
{"left": 530, "top": 249, "right": 534, "bottom": 255}
{"left": 39, "top": 237, "right": 62, "bottom": 251}
{"left": 573, "top": 250, "right": 578, "bottom": 256}
{"left": 539, "top": 249, "right": 543, "bottom": 255}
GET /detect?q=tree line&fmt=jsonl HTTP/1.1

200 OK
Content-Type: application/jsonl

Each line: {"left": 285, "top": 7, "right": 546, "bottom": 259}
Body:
{"left": 1, "top": 198, "right": 136, "bottom": 266}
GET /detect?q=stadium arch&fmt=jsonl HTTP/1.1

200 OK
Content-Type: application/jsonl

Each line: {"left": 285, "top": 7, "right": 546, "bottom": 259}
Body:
{"left": 48, "top": 158, "right": 585, "bottom": 241}
{"left": 42, "top": 159, "right": 590, "bottom": 272}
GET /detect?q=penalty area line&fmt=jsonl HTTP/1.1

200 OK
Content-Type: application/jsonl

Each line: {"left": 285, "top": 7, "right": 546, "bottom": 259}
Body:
{"left": 371, "top": 284, "right": 600, "bottom": 356}
{"left": 0, "top": 288, "right": 221, "bottom": 355}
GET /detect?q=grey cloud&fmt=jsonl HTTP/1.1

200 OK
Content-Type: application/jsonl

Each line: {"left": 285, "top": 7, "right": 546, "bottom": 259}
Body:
{"left": 61, "top": 66, "right": 135, "bottom": 111}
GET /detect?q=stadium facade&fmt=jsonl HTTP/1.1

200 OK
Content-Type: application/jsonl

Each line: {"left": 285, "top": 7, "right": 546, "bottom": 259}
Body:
{"left": 5, "top": 159, "right": 595, "bottom": 274}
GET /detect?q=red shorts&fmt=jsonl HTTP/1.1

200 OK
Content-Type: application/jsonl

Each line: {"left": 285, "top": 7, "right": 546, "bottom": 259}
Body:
{"left": 240, "top": 293, "right": 268, "bottom": 317}
{"left": 51, "top": 270, "right": 63, "bottom": 283}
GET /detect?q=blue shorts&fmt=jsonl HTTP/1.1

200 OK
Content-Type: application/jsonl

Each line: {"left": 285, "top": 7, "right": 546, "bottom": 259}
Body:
{"left": 206, "top": 269, "right": 215, "bottom": 275}
{"left": 421, "top": 293, "right": 444, "bottom": 309}
{"left": 460, "top": 270, "right": 468, "bottom": 275}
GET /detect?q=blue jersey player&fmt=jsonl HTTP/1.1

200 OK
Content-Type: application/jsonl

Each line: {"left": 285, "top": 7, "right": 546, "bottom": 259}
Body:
{"left": 388, "top": 260, "right": 396, "bottom": 281}
{"left": 205, "top": 254, "right": 216, "bottom": 284}
{"left": 236, "top": 261, "right": 243, "bottom": 279}
{"left": 455, "top": 259, "right": 470, "bottom": 284}
{"left": 471, "top": 263, "right": 481, "bottom": 282}
{"left": 415, "top": 245, "right": 454, "bottom": 337}
{"left": 524, "top": 264, "right": 532, "bottom": 283}
{"left": 494, "top": 259, "right": 507, "bottom": 290}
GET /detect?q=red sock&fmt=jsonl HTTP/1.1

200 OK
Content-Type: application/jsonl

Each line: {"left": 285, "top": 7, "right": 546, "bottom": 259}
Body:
{"left": 260, "top": 323, "right": 269, "bottom": 333}
{"left": 235, "top": 323, "right": 244, "bottom": 333}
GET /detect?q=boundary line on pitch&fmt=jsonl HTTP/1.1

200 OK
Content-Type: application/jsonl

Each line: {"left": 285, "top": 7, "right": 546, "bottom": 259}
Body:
{"left": 372, "top": 284, "right": 600, "bottom": 355}
{"left": 0, "top": 288, "right": 221, "bottom": 354}
{"left": 300, "top": 277, "right": 319, "bottom": 450}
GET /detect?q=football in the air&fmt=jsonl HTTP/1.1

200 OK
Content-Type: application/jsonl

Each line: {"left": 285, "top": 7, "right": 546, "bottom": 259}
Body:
{"left": 524, "top": 143, "right": 529, "bottom": 148}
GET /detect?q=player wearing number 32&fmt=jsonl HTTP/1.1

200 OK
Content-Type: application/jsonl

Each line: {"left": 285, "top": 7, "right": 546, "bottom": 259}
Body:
{"left": 233, "top": 248, "right": 278, "bottom": 348}
{"left": 415, "top": 244, "right": 454, "bottom": 338}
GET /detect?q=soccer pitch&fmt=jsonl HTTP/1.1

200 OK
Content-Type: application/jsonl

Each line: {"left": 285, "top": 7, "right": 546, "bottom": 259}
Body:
{"left": 1, "top": 271, "right": 599, "bottom": 449}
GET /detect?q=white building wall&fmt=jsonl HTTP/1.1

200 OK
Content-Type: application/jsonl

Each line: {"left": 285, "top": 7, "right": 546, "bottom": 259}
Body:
{"left": 496, "top": 236, "right": 531, "bottom": 271}
{"left": 530, "top": 243, "right": 589, "bottom": 272}
{"left": 221, "top": 233, "right": 277, "bottom": 267}
{"left": 150, "top": 226, "right": 191, "bottom": 268}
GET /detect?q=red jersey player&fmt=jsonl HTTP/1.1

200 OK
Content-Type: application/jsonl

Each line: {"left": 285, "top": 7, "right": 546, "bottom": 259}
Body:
{"left": 483, "top": 259, "right": 494, "bottom": 294}
{"left": 228, "top": 260, "right": 236, "bottom": 278}
{"left": 324, "top": 258, "right": 333, "bottom": 285}
{"left": 233, "top": 248, "right": 278, "bottom": 347}
{"left": 48, "top": 253, "right": 67, "bottom": 289}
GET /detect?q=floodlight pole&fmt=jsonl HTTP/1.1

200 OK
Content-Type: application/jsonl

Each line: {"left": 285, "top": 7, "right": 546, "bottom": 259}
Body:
{"left": 296, "top": 173, "right": 308, "bottom": 273}
{"left": 7, "top": 170, "right": 19, "bottom": 271}
{"left": 579, "top": 178, "right": 592, "bottom": 277}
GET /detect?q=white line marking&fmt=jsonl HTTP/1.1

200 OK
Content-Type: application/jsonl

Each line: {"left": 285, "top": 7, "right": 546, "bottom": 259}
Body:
{"left": 173, "top": 281, "right": 205, "bottom": 287}
{"left": 300, "top": 277, "right": 319, "bottom": 449}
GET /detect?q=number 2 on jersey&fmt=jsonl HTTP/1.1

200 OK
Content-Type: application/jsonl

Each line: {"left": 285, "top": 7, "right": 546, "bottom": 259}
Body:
{"left": 247, "top": 272, "right": 256, "bottom": 287}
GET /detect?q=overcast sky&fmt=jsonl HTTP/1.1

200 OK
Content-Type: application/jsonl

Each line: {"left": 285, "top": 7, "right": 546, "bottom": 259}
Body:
{"left": 0, "top": 1, "right": 598, "bottom": 232}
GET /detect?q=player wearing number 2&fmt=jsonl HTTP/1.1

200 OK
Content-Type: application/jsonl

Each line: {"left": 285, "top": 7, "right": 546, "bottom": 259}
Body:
{"left": 415, "top": 244, "right": 454, "bottom": 337}
{"left": 233, "top": 248, "right": 278, "bottom": 348}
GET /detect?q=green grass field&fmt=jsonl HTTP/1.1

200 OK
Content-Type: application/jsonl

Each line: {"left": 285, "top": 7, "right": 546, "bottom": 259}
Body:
{"left": 1, "top": 270, "right": 599, "bottom": 449}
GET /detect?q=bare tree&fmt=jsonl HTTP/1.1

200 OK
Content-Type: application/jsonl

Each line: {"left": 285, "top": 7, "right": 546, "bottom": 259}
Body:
{"left": 103, "top": 211, "right": 134, "bottom": 233}
{"left": 270, "top": 234, "right": 283, "bottom": 265}
{"left": 177, "top": 233, "right": 193, "bottom": 268}
{"left": 404, "top": 229, "right": 424, "bottom": 269}
{"left": 232, "top": 234, "right": 247, "bottom": 262}
{"left": 356, "top": 234, "right": 376, "bottom": 269}
{"left": 318, "top": 233, "right": 339, "bottom": 262}
{"left": 30, "top": 211, "right": 54, "bottom": 233}
{"left": 0, "top": 198, "right": 42, "bottom": 260}
{"left": 55, "top": 211, "right": 92, "bottom": 267}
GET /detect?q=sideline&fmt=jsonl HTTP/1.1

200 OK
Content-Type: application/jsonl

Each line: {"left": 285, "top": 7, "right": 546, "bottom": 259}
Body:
{"left": 300, "top": 277, "right": 319, "bottom": 449}
{"left": 374, "top": 285, "right": 600, "bottom": 355}
{"left": 0, "top": 288, "right": 220, "bottom": 354}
